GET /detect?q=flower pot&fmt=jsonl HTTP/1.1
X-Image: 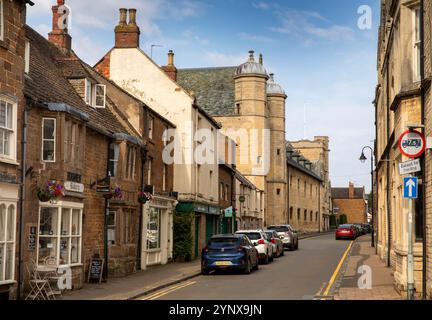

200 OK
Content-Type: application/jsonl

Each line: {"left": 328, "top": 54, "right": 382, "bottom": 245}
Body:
{"left": 37, "top": 191, "right": 52, "bottom": 203}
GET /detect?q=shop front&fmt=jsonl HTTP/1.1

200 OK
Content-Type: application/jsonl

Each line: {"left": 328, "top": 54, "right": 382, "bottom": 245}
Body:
{"left": 0, "top": 181, "right": 19, "bottom": 299}
{"left": 141, "top": 195, "right": 176, "bottom": 269}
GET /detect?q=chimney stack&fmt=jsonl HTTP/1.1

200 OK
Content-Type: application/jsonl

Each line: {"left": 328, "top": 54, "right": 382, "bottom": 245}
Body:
{"left": 349, "top": 182, "right": 355, "bottom": 199}
{"left": 48, "top": 0, "right": 72, "bottom": 53}
{"left": 115, "top": 8, "right": 140, "bottom": 48}
{"left": 162, "top": 50, "right": 178, "bottom": 82}
{"left": 259, "top": 54, "right": 263, "bottom": 65}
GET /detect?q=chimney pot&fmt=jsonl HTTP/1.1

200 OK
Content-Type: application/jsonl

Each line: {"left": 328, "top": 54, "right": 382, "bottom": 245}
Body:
{"left": 248, "top": 50, "right": 255, "bottom": 62}
{"left": 259, "top": 53, "right": 263, "bottom": 65}
{"left": 48, "top": 0, "right": 72, "bottom": 53}
{"left": 119, "top": 8, "right": 127, "bottom": 25}
{"left": 168, "top": 50, "right": 174, "bottom": 66}
{"left": 162, "top": 50, "right": 178, "bottom": 82}
{"left": 128, "top": 9, "right": 137, "bottom": 25}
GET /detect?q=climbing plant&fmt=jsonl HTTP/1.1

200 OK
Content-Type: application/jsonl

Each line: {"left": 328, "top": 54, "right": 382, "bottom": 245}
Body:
{"left": 173, "top": 211, "right": 194, "bottom": 262}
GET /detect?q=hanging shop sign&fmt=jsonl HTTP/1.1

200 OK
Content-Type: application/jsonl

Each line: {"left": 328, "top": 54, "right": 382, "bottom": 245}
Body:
{"left": 224, "top": 207, "right": 233, "bottom": 218}
{"left": 398, "top": 130, "right": 426, "bottom": 159}
{"left": 65, "top": 181, "right": 84, "bottom": 193}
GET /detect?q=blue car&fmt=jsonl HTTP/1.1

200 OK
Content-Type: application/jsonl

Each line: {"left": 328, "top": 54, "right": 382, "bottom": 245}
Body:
{"left": 201, "top": 234, "right": 260, "bottom": 275}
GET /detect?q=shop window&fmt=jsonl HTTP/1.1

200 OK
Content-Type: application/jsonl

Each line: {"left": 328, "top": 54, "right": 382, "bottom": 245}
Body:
{"left": 0, "top": 204, "right": 16, "bottom": 284}
{"left": 108, "top": 143, "right": 119, "bottom": 177}
{"left": 38, "top": 204, "right": 83, "bottom": 266}
{"left": 0, "top": 98, "right": 16, "bottom": 161}
{"left": 42, "top": 118, "right": 56, "bottom": 162}
{"left": 147, "top": 208, "right": 161, "bottom": 250}
{"left": 107, "top": 211, "right": 116, "bottom": 245}
{"left": 125, "top": 145, "right": 137, "bottom": 180}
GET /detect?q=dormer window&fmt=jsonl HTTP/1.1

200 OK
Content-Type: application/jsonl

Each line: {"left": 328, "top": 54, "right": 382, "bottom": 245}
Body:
{"left": 84, "top": 79, "right": 106, "bottom": 108}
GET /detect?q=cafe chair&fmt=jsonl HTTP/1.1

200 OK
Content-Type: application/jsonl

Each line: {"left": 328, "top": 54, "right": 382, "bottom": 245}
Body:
{"left": 25, "top": 259, "right": 53, "bottom": 300}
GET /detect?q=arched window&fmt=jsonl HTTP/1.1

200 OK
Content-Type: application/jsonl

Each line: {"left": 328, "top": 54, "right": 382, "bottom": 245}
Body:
{"left": 304, "top": 210, "right": 307, "bottom": 221}
{"left": 289, "top": 207, "right": 293, "bottom": 221}
{"left": 297, "top": 208, "right": 301, "bottom": 221}
{"left": 310, "top": 211, "right": 313, "bottom": 222}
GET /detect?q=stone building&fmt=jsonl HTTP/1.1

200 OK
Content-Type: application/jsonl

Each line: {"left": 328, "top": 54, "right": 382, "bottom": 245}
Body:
{"left": 375, "top": 0, "right": 432, "bottom": 297}
{"left": 0, "top": 0, "right": 33, "bottom": 300}
{"left": 290, "top": 137, "right": 331, "bottom": 231}
{"left": 235, "top": 171, "right": 264, "bottom": 230}
{"left": 177, "top": 52, "right": 287, "bottom": 227}
{"left": 286, "top": 143, "right": 324, "bottom": 233}
{"left": 95, "top": 8, "right": 221, "bottom": 259}
{"left": 331, "top": 183, "right": 367, "bottom": 224}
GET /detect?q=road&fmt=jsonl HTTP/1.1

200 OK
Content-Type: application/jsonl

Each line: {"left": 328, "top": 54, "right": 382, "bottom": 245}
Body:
{"left": 140, "top": 234, "right": 352, "bottom": 300}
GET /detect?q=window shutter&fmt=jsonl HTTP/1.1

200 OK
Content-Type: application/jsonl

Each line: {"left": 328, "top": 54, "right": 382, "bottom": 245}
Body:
{"left": 95, "top": 84, "right": 106, "bottom": 108}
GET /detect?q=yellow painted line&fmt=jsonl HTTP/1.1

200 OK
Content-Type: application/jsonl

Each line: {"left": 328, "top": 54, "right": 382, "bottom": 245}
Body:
{"left": 322, "top": 241, "right": 353, "bottom": 297}
{"left": 142, "top": 281, "right": 197, "bottom": 300}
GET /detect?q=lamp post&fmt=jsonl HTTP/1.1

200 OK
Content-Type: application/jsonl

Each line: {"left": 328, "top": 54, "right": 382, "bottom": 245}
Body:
{"left": 359, "top": 146, "right": 375, "bottom": 248}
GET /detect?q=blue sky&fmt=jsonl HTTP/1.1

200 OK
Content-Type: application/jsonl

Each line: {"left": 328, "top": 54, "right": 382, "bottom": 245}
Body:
{"left": 27, "top": 0, "right": 379, "bottom": 192}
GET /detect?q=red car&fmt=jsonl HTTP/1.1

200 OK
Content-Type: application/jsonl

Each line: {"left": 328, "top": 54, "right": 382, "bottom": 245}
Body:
{"left": 335, "top": 224, "right": 356, "bottom": 240}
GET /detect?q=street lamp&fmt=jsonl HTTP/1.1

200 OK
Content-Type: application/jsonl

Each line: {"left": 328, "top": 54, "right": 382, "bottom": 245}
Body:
{"left": 359, "top": 146, "right": 375, "bottom": 248}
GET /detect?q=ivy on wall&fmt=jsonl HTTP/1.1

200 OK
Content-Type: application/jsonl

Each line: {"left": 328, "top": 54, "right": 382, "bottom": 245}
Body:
{"left": 173, "top": 211, "right": 194, "bottom": 262}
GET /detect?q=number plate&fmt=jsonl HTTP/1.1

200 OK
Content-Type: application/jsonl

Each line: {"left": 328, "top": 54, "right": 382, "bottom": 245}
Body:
{"left": 215, "top": 261, "right": 232, "bottom": 266}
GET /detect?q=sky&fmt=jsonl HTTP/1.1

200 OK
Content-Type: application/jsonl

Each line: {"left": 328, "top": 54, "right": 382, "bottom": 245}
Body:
{"left": 27, "top": 0, "right": 380, "bottom": 192}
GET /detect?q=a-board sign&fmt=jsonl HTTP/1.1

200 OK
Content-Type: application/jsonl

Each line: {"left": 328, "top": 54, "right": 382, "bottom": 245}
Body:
{"left": 87, "top": 257, "right": 104, "bottom": 283}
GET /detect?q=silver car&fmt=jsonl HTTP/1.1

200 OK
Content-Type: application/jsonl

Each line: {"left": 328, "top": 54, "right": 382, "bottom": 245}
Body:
{"left": 235, "top": 230, "right": 274, "bottom": 264}
{"left": 268, "top": 225, "right": 299, "bottom": 251}
{"left": 264, "top": 230, "right": 284, "bottom": 258}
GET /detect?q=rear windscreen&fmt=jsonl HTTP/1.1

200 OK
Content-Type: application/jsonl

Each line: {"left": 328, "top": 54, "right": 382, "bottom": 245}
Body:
{"left": 239, "top": 233, "right": 261, "bottom": 240}
{"left": 268, "top": 226, "right": 289, "bottom": 232}
{"left": 209, "top": 238, "right": 239, "bottom": 246}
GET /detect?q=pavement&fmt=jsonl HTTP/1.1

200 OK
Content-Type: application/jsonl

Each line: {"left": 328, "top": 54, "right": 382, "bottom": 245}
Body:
{"left": 60, "top": 231, "right": 335, "bottom": 300}
{"left": 333, "top": 235, "right": 402, "bottom": 300}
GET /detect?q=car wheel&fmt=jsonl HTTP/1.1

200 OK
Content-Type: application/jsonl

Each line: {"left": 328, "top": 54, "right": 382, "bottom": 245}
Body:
{"left": 295, "top": 240, "right": 299, "bottom": 250}
{"left": 280, "top": 248, "right": 285, "bottom": 256}
{"left": 269, "top": 253, "right": 274, "bottom": 262}
{"left": 254, "top": 258, "right": 259, "bottom": 270}
{"left": 290, "top": 243, "right": 295, "bottom": 251}
{"left": 263, "top": 253, "right": 269, "bottom": 265}
{"left": 244, "top": 259, "right": 251, "bottom": 275}
{"left": 202, "top": 268, "right": 210, "bottom": 275}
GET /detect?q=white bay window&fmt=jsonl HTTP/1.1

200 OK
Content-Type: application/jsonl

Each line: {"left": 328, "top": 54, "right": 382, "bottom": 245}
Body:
{"left": 38, "top": 202, "right": 83, "bottom": 267}
{"left": 0, "top": 203, "right": 16, "bottom": 284}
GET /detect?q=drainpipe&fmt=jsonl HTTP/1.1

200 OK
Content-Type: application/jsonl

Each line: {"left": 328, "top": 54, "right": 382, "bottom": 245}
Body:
{"left": 17, "top": 104, "right": 28, "bottom": 300}
{"left": 137, "top": 147, "right": 148, "bottom": 269}
{"left": 419, "top": 0, "right": 427, "bottom": 300}
{"left": 385, "top": 57, "right": 392, "bottom": 268}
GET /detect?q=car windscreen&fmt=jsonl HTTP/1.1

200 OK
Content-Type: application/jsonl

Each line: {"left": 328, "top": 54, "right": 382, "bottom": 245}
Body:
{"left": 208, "top": 238, "right": 239, "bottom": 246}
{"left": 268, "top": 226, "right": 289, "bottom": 232}
{"left": 339, "top": 225, "right": 352, "bottom": 228}
{"left": 238, "top": 233, "right": 261, "bottom": 240}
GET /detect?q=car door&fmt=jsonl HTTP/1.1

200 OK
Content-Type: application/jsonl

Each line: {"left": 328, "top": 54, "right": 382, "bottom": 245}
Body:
{"left": 245, "top": 236, "right": 257, "bottom": 263}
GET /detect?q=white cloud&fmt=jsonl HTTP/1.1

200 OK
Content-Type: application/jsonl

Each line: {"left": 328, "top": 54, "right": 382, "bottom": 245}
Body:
{"left": 239, "top": 32, "right": 274, "bottom": 43}
{"left": 270, "top": 9, "right": 354, "bottom": 44}
{"left": 203, "top": 51, "right": 247, "bottom": 67}
{"left": 182, "top": 30, "right": 210, "bottom": 46}
{"left": 252, "top": 2, "right": 270, "bottom": 10}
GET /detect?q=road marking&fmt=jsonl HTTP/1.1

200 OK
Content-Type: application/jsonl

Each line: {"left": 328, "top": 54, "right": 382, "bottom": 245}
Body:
{"left": 141, "top": 281, "right": 197, "bottom": 300}
{"left": 322, "top": 241, "right": 353, "bottom": 297}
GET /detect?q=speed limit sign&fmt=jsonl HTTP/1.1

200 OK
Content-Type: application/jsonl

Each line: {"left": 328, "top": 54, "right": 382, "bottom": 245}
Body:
{"left": 398, "top": 130, "right": 426, "bottom": 159}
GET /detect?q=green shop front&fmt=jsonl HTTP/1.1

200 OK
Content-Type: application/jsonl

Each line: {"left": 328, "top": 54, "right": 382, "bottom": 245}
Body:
{"left": 176, "top": 202, "right": 221, "bottom": 259}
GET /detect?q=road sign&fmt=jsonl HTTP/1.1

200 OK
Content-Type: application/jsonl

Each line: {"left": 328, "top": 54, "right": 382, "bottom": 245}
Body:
{"left": 399, "top": 159, "right": 421, "bottom": 175}
{"left": 398, "top": 130, "right": 426, "bottom": 159}
{"left": 403, "top": 177, "right": 418, "bottom": 199}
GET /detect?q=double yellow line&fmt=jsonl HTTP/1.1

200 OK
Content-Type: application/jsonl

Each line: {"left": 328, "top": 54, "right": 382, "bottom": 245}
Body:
{"left": 140, "top": 281, "right": 197, "bottom": 300}
{"left": 319, "top": 241, "right": 354, "bottom": 298}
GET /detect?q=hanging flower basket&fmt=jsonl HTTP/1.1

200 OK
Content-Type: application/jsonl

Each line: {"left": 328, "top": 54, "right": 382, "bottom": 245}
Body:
{"left": 104, "top": 186, "right": 123, "bottom": 200}
{"left": 138, "top": 191, "right": 153, "bottom": 204}
{"left": 37, "top": 180, "right": 65, "bottom": 202}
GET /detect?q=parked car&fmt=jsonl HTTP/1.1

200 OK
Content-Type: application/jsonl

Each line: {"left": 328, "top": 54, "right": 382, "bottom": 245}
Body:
{"left": 335, "top": 224, "right": 357, "bottom": 240}
{"left": 201, "top": 234, "right": 259, "bottom": 275}
{"left": 264, "top": 230, "right": 284, "bottom": 258}
{"left": 361, "top": 223, "right": 372, "bottom": 234}
{"left": 235, "top": 230, "right": 274, "bottom": 264}
{"left": 268, "top": 225, "right": 299, "bottom": 251}
{"left": 353, "top": 224, "right": 365, "bottom": 236}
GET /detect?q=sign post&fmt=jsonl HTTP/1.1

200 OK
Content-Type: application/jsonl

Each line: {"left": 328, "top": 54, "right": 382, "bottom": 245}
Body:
{"left": 403, "top": 176, "right": 418, "bottom": 300}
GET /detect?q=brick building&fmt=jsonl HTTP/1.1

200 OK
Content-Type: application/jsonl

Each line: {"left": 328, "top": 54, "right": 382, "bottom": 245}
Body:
{"left": 95, "top": 8, "right": 221, "bottom": 260}
{"left": 0, "top": 0, "right": 33, "bottom": 300}
{"left": 331, "top": 183, "right": 367, "bottom": 225}
{"left": 287, "top": 143, "right": 324, "bottom": 233}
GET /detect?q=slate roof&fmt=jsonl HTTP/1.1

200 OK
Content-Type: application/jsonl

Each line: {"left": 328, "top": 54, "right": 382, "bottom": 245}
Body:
{"left": 177, "top": 67, "right": 237, "bottom": 116}
{"left": 331, "top": 187, "right": 365, "bottom": 200}
{"left": 24, "top": 26, "right": 136, "bottom": 138}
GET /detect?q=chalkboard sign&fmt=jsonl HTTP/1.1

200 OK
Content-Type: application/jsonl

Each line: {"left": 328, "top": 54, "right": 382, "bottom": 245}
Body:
{"left": 87, "top": 258, "right": 104, "bottom": 283}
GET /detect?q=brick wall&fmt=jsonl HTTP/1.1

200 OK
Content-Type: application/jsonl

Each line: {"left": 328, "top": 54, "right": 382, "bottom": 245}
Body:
{"left": 332, "top": 198, "right": 367, "bottom": 224}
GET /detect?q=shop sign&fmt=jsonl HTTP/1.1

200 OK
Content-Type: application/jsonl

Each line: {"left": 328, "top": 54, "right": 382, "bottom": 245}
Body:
{"left": 195, "top": 204, "right": 208, "bottom": 214}
{"left": 224, "top": 207, "right": 233, "bottom": 218}
{"left": 96, "top": 185, "right": 110, "bottom": 193}
{"left": 239, "top": 195, "right": 246, "bottom": 203}
{"left": 65, "top": 181, "right": 84, "bottom": 193}
{"left": 209, "top": 206, "right": 219, "bottom": 215}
